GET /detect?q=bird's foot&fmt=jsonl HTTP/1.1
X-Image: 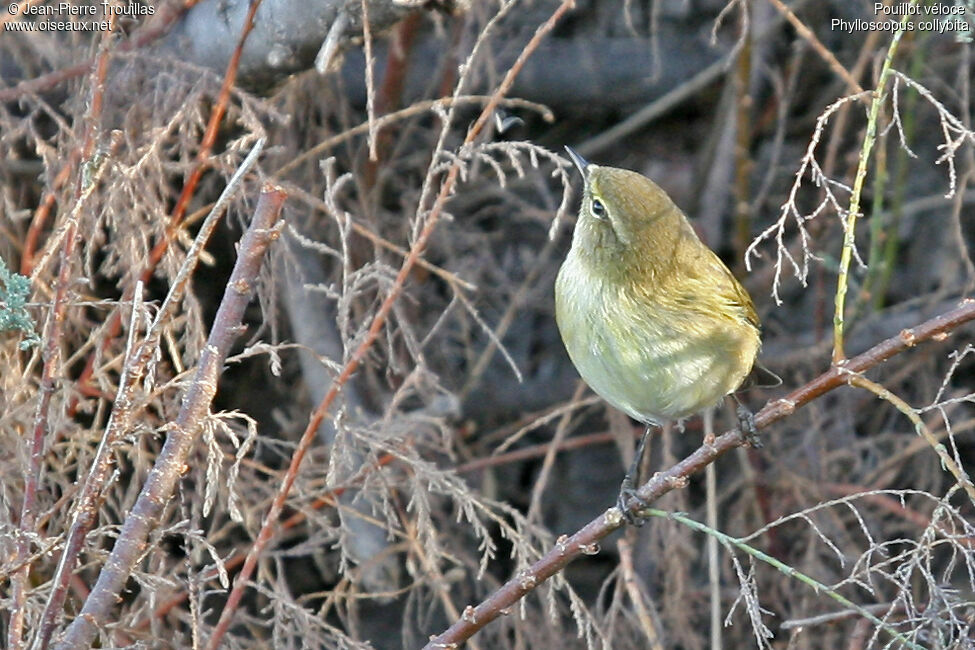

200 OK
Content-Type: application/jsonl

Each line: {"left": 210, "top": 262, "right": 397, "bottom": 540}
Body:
{"left": 617, "top": 475, "right": 649, "bottom": 526}
{"left": 736, "top": 403, "right": 762, "bottom": 448}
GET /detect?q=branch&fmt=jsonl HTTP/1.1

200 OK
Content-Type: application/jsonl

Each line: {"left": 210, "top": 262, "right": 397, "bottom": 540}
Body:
{"left": 7, "top": 19, "right": 119, "bottom": 647}
{"left": 52, "top": 184, "right": 287, "bottom": 650}
{"left": 423, "top": 298, "right": 975, "bottom": 649}
{"left": 202, "top": 2, "right": 577, "bottom": 646}
{"left": 34, "top": 140, "right": 265, "bottom": 650}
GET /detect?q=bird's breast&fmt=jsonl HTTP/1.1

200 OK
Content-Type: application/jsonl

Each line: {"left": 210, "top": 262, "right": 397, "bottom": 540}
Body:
{"left": 555, "top": 250, "right": 758, "bottom": 423}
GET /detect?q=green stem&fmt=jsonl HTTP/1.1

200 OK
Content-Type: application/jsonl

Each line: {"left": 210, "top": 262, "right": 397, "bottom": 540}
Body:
{"left": 833, "top": 6, "right": 915, "bottom": 363}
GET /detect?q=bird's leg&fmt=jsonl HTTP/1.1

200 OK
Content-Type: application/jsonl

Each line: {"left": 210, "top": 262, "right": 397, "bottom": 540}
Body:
{"left": 732, "top": 395, "right": 761, "bottom": 448}
{"left": 617, "top": 424, "right": 653, "bottom": 525}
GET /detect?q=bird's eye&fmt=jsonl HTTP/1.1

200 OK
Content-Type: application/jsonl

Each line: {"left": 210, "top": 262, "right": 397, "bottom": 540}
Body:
{"left": 591, "top": 198, "right": 606, "bottom": 218}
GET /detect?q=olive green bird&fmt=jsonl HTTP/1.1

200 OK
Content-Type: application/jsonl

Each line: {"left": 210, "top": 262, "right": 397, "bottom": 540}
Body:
{"left": 555, "top": 147, "right": 761, "bottom": 520}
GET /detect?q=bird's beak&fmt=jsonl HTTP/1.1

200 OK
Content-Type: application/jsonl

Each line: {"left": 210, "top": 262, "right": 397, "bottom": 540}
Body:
{"left": 564, "top": 146, "right": 589, "bottom": 177}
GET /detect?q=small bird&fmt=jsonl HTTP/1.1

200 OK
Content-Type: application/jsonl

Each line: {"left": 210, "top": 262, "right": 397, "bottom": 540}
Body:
{"left": 555, "top": 147, "right": 761, "bottom": 519}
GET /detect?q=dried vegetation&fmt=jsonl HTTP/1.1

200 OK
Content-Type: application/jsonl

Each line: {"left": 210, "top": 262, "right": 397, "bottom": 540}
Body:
{"left": 3, "top": 1, "right": 975, "bottom": 648}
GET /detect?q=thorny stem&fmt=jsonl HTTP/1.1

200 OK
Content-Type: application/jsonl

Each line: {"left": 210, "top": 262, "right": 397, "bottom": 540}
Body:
{"left": 648, "top": 510, "right": 925, "bottom": 650}
{"left": 833, "top": 5, "right": 914, "bottom": 363}
{"left": 424, "top": 298, "right": 975, "bottom": 649}
{"left": 203, "top": 2, "right": 576, "bottom": 647}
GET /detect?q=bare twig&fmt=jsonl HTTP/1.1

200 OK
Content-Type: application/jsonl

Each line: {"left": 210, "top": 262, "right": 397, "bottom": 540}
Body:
{"left": 52, "top": 184, "right": 287, "bottom": 650}
{"left": 274, "top": 95, "right": 554, "bottom": 180}
{"left": 765, "top": 0, "right": 863, "bottom": 94}
{"left": 361, "top": 0, "right": 378, "bottom": 162}
{"left": 314, "top": 10, "right": 349, "bottom": 73}
{"left": 34, "top": 139, "right": 265, "bottom": 650}
{"left": 526, "top": 382, "right": 585, "bottom": 523}
{"left": 7, "top": 15, "right": 118, "bottom": 646}
{"left": 576, "top": 1, "right": 801, "bottom": 158}
{"left": 618, "top": 536, "right": 665, "bottom": 650}
{"left": 846, "top": 373, "right": 975, "bottom": 505}
{"left": 782, "top": 602, "right": 903, "bottom": 630}
{"left": 203, "top": 3, "right": 576, "bottom": 646}
{"left": 283, "top": 183, "right": 477, "bottom": 291}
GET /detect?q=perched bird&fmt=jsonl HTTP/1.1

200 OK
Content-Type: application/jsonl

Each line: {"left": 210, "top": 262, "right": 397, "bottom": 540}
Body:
{"left": 555, "top": 147, "right": 761, "bottom": 518}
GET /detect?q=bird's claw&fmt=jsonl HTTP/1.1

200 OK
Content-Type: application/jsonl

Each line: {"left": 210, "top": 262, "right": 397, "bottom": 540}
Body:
{"left": 736, "top": 404, "right": 762, "bottom": 448}
{"left": 617, "top": 479, "right": 649, "bottom": 526}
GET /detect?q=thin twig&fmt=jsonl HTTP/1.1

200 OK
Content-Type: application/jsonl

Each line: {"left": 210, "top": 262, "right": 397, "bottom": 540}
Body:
{"left": 576, "top": 0, "right": 803, "bottom": 158}
{"left": 270, "top": 183, "right": 477, "bottom": 291}
{"left": 846, "top": 373, "right": 975, "bottom": 505}
{"left": 765, "top": 0, "right": 863, "bottom": 94}
{"left": 459, "top": 233, "right": 560, "bottom": 399}
{"left": 314, "top": 10, "right": 349, "bottom": 73}
{"left": 617, "top": 537, "right": 665, "bottom": 650}
{"left": 8, "top": 15, "right": 118, "bottom": 646}
{"left": 782, "top": 602, "right": 903, "bottom": 630}
{"left": 274, "top": 96, "right": 553, "bottom": 179}
{"left": 526, "top": 382, "right": 585, "bottom": 523}
{"left": 203, "top": 3, "right": 576, "bottom": 646}
{"left": 52, "top": 184, "right": 287, "bottom": 650}
{"left": 361, "top": 0, "right": 378, "bottom": 162}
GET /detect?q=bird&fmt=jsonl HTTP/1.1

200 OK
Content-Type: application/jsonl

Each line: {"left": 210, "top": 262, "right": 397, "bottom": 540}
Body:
{"left": 554, "top": 147, "right": 761, "bottom": 521}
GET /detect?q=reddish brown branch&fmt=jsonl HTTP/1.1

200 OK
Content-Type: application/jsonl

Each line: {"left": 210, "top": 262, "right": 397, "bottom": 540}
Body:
{"left": 20, "top": 164, "right": 73, "bottom": 276}
{"left": 6, "top": 18, "right": 118, "bottom": 649}
{"left": 71, "top": 0, "right": 260, "bottom": 408}
{"left": 145, "top": 0, "right": 261, "bottom": 274}
{"left": 204, "top": 2, "right": 576, "bottom": 646}
{"left": 423, "top": 298, "right": 975, "bottom": 649}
